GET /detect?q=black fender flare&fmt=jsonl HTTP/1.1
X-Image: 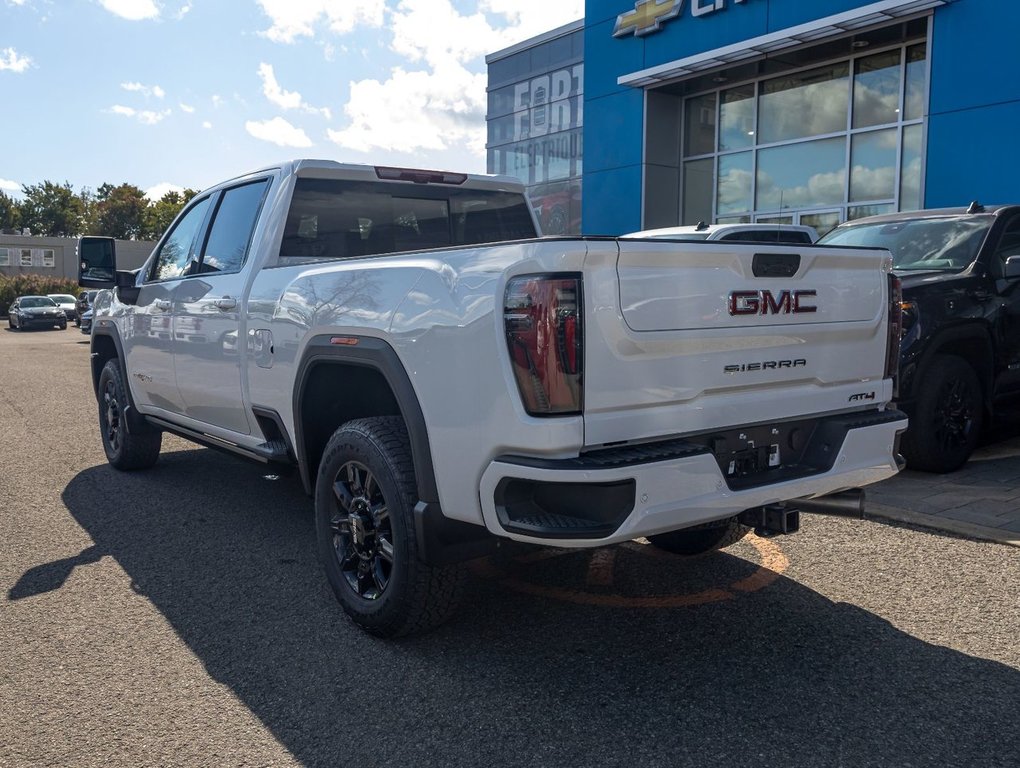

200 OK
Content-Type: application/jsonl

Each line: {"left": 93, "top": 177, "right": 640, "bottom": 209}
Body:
{"left": 292, "top": 334, "right": 439, "bottom": 504}
{"left": 904, "top": 324, "right": 994, "bottom": 408}
{"left": 89, "top": 324, "right": 154, "bottom": 435}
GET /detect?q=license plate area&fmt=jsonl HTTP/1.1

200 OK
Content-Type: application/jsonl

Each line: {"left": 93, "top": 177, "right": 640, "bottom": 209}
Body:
{"left": 688, "top": 417, "right": 832, "bottom": 490}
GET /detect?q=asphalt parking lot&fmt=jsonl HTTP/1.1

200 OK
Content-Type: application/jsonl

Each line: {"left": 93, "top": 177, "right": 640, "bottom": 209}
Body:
{"left": 1, "top": 328, "right": 1018, "bottom": 767}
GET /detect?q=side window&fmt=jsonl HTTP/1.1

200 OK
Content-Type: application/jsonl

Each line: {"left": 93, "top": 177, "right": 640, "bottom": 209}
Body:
{"left": 197, "top": 180, "right": 269, "bottom": 274}
{"left": 149, "top": 197, "right": 212, "bottom": 282}
{"left": 777, "top": 231, "right": 813, "bottom": 244}
{"left": 994, "top": 216, "right": 1020, "bottom": 264}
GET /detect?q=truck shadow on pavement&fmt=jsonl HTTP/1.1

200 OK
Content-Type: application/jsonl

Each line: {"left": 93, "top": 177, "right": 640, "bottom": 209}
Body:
{"left": 39, "top": 448, "right": 1020, "bottom": 767}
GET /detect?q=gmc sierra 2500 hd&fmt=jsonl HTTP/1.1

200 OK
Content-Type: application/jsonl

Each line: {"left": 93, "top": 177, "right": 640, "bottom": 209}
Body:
{"left": 79, "top": 160, "right": 907, "bottom": 637}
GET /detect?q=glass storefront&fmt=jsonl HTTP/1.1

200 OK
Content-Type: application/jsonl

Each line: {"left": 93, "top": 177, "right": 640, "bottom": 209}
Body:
{"left": 486, "top": 24, "right": 584, "bottom": 235}
{"left": 680, "top": 42, "right": 927, "bottom": 233}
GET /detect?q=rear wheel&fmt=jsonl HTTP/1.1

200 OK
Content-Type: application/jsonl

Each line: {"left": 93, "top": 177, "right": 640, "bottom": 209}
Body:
{"left": 902, "top": 354, "right": 983, "bottom": 473}
{"left": 647, "top": 519, "right": 749, "bottom": 555}
{"left": 315, "top": 416, "right": 464, "bottom": 638}
{"left": 97, "top": 359, "right": 162, "bottom": 470}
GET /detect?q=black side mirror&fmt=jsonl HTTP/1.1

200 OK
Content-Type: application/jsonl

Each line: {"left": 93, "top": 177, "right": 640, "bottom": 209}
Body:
{"left": 78, "top": 237, "right": 117, "bottom": 287}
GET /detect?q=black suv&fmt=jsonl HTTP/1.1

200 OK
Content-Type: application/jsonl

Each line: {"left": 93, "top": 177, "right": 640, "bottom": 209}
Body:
{"left": 818, "top": 203, "right": 1020, "bottom": 472}
{"left": 75, "top": 290, "right": 98, "bottom": 327}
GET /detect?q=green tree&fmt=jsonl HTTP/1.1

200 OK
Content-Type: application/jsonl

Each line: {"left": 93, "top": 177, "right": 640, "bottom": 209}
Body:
{"left": 141, "top": 188, "right": 200, "bottom": 241}
{"left": 94, "top": 183, "right": 147, "bottom": 239}
{"left": 19, "top": 181, "right": 83, "bottom": 236}
{"left": 0, "top": 191, "right": 20, "bottom": 233}
{"left": 78, "top": 188, "right": 99, "bottom": 235}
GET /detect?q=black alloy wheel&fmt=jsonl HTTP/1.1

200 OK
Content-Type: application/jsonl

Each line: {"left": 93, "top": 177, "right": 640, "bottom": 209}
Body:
{"left": 96, "top": 359, "right": 162, "bottom": 470}
{"left": 902, "top": 354, "right": 983, "bottom": 473}
{"left": 101, "top": 374, "right": 123, "bottom": 455}
{"left": 933, "top": 377, "right": 976, "bottom": 452}
{"left": 315, "top": 416, "right": 465, "bottom": 637}
{"left": 329, "top": 460, "right": 394, "bottom": 601}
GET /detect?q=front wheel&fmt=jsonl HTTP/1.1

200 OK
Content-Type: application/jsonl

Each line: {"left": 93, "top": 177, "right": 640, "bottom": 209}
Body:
{"left": 97, "top": 359, "right": 162, "bottom": 470}
{"left": 315, "top": 416, "right": 464, "bottom": 638}
{"left": 647, "top": 519, "right": 749, "bottom": 555}
{"left": 902, "top": 354, "right": 983, "bottom": 473}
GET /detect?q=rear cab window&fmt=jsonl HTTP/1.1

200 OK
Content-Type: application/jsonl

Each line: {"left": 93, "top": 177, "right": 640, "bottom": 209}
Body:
{"left": 279, "top": 178, "right": 537, "bottom": 262}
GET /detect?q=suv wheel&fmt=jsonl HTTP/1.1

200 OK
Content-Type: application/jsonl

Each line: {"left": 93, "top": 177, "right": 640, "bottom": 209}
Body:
{"left": 98, "top": 359, "right": 162, "bottom": 470}
{"left": 315, "top": 416, "right": 464, "bottom": 638}
{"left": 902, "top": 354, "right": 983, "bottom": 473}
{"left": 647, "top": 519, "right": 749, "bottom": 555}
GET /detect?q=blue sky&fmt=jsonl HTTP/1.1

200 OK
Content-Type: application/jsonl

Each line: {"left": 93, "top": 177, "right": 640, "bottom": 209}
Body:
{"left": 0, "top": 0, "right": 583, "bottom": 200}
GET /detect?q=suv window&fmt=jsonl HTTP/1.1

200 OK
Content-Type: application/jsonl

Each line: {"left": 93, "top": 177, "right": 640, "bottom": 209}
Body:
{"left": 280, "top": 178, "right": 537, "bottom": 261}
{"left": 149, "top": 197, "right": 212, "bottom": 281}
{"left": 197, "top": 180, "right": 270, "bottom": 274}
{"left": 718, "top": 230, "right": 812, "bottom": 244}
{"left": 818, "top": 215, "right": 993, "bottom": 271}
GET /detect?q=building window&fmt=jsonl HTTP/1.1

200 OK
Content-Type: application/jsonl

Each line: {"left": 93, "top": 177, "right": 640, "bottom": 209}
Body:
{"left": 20, "top": 249, "right": 32, "bottom": 267}
{"left": 42, "top": 249, "right": 55, "bottom": 267}
{"left": 487, "top": 27, "right": 584, "bottom": 235}
{"left": 0, "top": 248, "right": 8, "bottom": 266}
{"left": 680, "top": 40, "right": 927, "bottom": 227}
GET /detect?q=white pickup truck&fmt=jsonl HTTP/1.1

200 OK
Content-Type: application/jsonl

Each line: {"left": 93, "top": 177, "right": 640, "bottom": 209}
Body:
{"left": 79, "top": 160, "right": 907, "bottom": 637}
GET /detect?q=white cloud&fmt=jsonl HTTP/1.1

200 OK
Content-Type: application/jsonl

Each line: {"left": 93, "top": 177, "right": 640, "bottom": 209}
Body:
{"left": 0, "top": 47, "right": 32, "bottom": 73}
{"left": 179, "top": 102, "right": 195, "bottom": 113}
{"left": 330, "top": 63, "right": 486, "bottom": 156}
{"left": 144, "top": 182, "right": 186, "bottom": 201}
{"left": 328, "top": 0, "right": 583, "bottom": 158}
{"left": 99, "top": 0, "right": 160, "bottom": 21}
{"left": 246, "top": 116, "right": 313, "bottom": 148}
{"left": 202, "top": 121, "right": 212, "bottom": 129}
{"left": 0, "top": 178, "right": 21, "bottom": 193}
{"left": 121, "top": 81, "right": 165, "bottom": 99}
{"left": 108, "top": 104, "right": 172, "bottom": 125}
{"left": 257, "top": 62, "right": 331, "bottom": 118}
{"left": 258, "top": 62, "right": 301, "bottom": 110}
{"left": 256, "top": 0, "right": 385, "bottom": 43}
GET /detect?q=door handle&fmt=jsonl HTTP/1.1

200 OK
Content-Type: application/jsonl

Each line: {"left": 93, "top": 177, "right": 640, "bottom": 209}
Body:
{"left": 154, "top": 299, "right": 171, "bottom": 311}
{"left": 215, "top": 297, "right": 237, "bottom": 311}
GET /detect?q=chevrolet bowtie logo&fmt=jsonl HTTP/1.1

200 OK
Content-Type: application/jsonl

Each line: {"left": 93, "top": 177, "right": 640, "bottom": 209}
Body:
{"left": 614, "top": 0, "right": 683, "bottom": 38}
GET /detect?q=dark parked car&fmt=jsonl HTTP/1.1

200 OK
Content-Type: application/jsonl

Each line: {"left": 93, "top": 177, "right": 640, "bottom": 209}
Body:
{"left": 817, "top": 203, "right": 1020, "bottom": 472}
{"left": 7, "top": 296, "right": 68, "bottom": 330}
{"left": 79, "top": 308, "right": 94, "bottom": 335}
{"left": 75, "top": 290, "right": 98, "bottom": 327}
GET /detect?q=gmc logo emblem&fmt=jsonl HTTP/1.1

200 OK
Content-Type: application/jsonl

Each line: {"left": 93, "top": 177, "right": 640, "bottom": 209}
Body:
{"left": 729, "top": 289, "right": 818, "bottom": 316}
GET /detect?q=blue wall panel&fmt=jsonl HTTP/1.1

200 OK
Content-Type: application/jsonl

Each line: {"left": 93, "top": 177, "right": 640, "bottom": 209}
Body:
{"left": 925, "top": 100, "right": 1020, "bottom": 208}
{"left": 581, "top": 90, "right": 646, "bottom": 174}
{"left": 581, "top": 166, "right": 645, "bottom": 234}
{"left": 929, "top": 0, "right": 1020, "bottom": 115}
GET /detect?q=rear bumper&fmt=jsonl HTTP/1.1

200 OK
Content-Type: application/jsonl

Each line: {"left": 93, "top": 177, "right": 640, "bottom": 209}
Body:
{"left": 478, "top": 409, "right": 908, "bottom": 547}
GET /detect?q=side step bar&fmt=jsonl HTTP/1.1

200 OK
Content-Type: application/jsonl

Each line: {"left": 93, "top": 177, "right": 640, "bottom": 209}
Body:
{"left": 146, "top": 416, "right": 293, "bottom": 466}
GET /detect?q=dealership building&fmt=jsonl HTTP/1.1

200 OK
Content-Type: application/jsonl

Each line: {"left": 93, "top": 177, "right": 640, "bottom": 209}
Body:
{"left": 487, "top": 0, "right": 1019, "bottom": 236}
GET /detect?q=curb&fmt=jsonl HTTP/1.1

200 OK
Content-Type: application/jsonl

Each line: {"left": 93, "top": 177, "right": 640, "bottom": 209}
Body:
{"left": 866, "top": 503, "right": 1020, "bottom": 548}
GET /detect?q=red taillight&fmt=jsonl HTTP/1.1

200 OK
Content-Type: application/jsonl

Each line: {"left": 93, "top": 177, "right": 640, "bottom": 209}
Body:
{"left": 504, "top": 275, "right": 583, "bottom": 415}
{"left": 885, "top": 273, "right": 903, "bottom": 395}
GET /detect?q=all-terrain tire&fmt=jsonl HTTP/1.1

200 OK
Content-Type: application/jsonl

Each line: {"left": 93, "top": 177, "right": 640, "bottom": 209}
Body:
{"left": 901, "top": 354, "right": 983, "bottom": 473}
{"left": 97, "top": 359, "right": 162, "bottom": 470}
{"left": 315, "top": 416, "right": 465, "bottom": 638}
{"left": 647, "top": 519, "right": 749, "bottom": 555}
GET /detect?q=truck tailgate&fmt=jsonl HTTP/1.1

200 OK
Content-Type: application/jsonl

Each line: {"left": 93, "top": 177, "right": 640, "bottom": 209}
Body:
{"left": 582, "top": 240, "right": 893, "bottom": 448}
